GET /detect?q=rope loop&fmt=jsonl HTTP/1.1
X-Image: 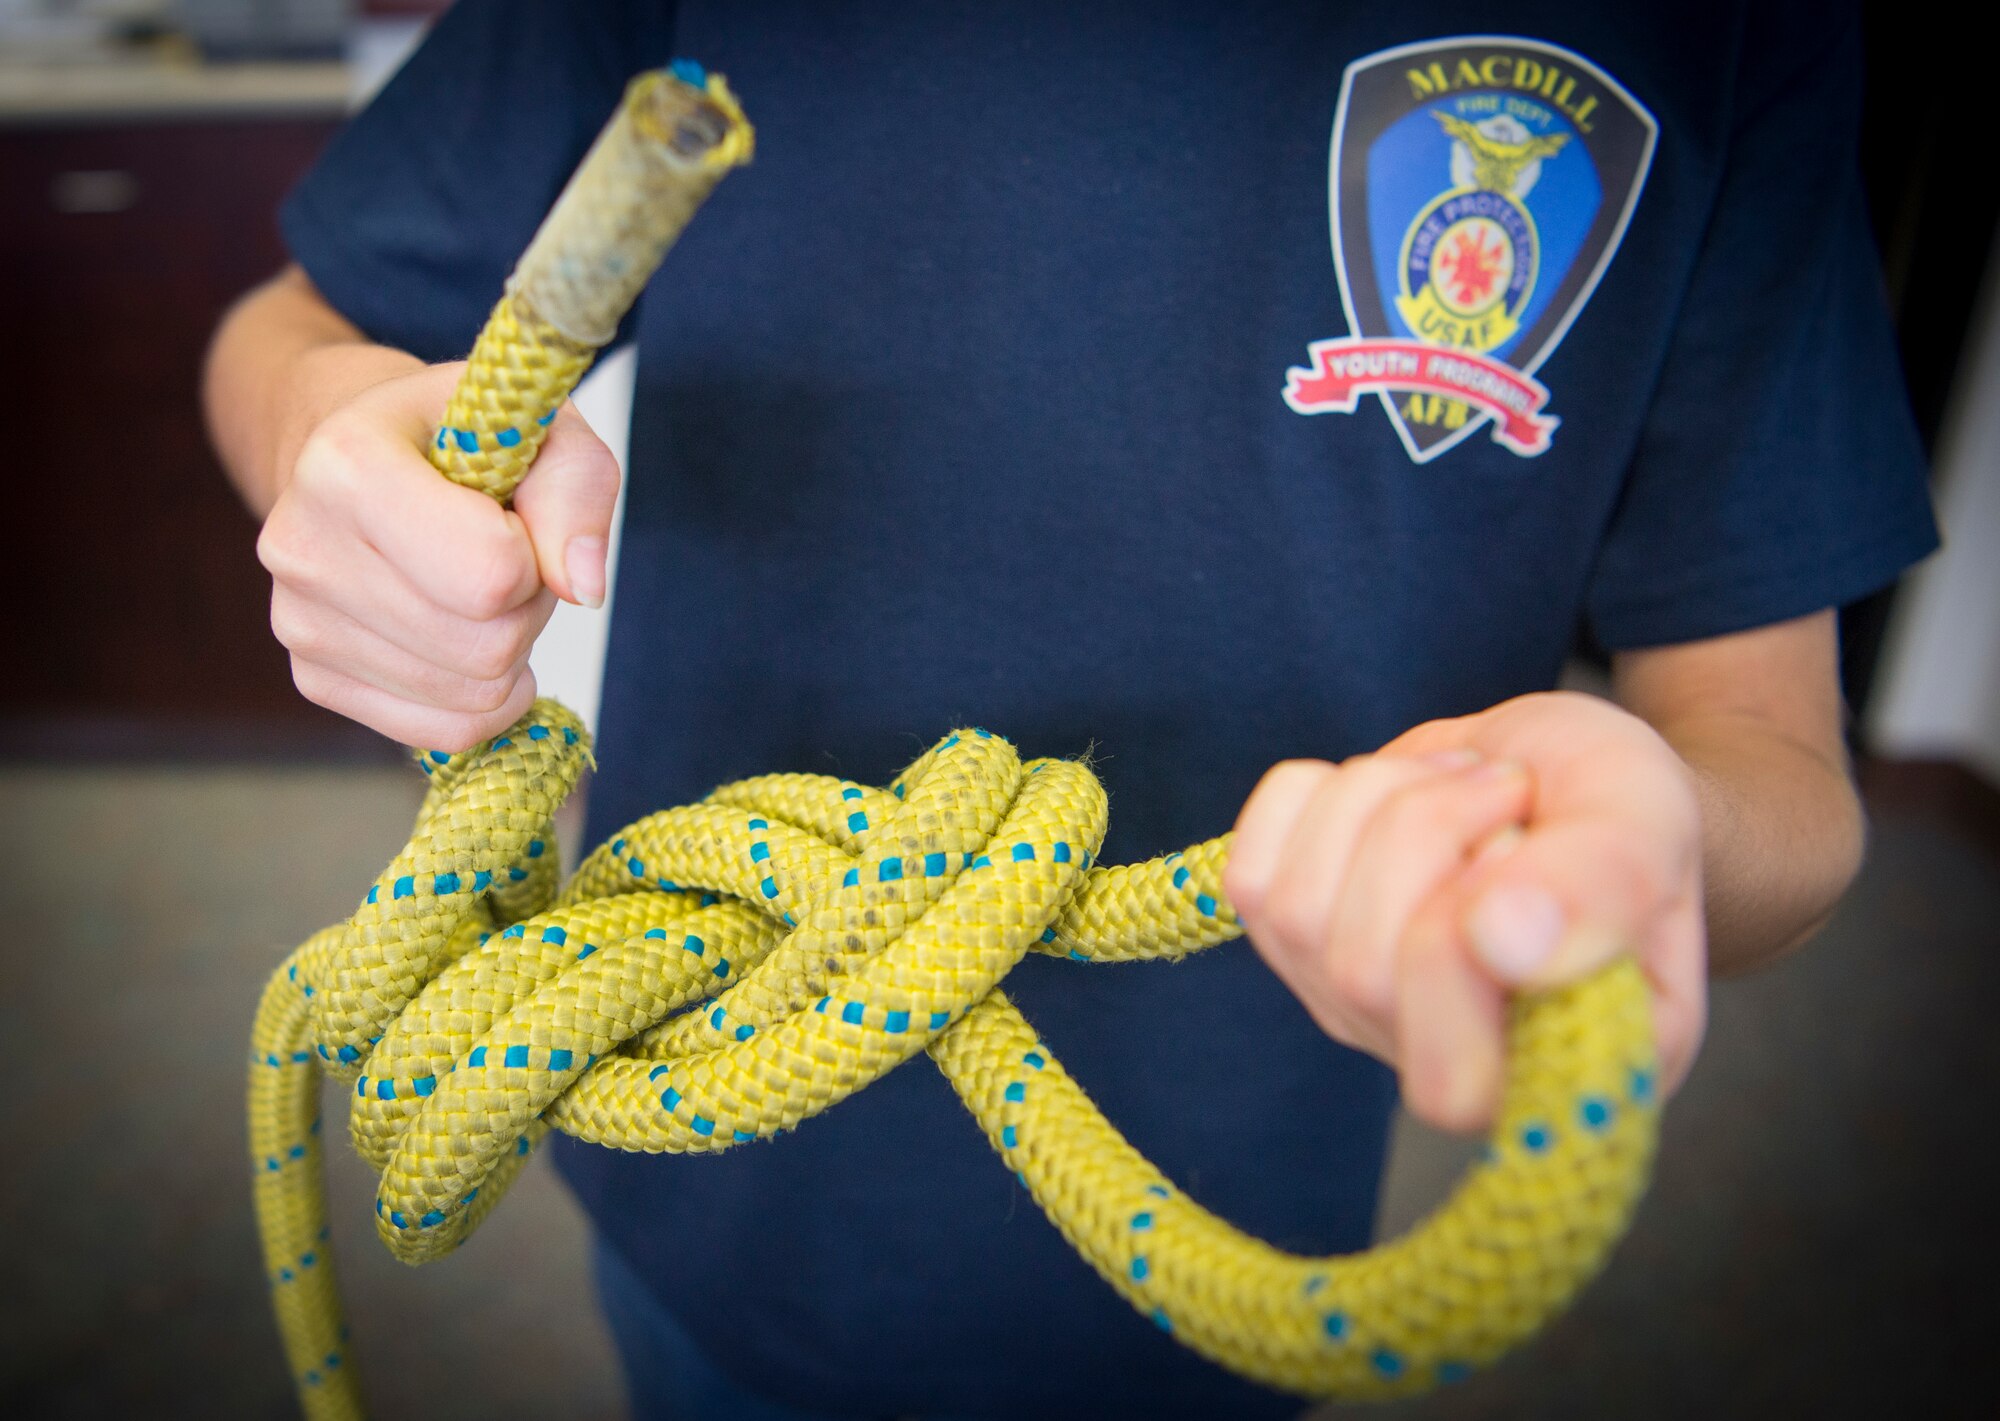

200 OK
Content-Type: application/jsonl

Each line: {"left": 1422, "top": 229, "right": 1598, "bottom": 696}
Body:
{"left": 251, "top": 703, "right": 1660, "bottom": 1416}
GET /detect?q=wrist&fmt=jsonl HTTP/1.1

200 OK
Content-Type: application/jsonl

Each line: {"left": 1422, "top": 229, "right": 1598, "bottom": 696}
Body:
{"left": 1655, "top": 714, "right": 1862, "bottom": 976}
{"left": 207, "top": 268, "right": 423, "bottom": 517}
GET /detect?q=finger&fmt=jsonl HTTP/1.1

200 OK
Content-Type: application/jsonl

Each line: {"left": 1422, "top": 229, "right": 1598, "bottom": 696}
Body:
{"left": 1376, "top": 712, "right": 1482, "bottom": 761}
{"left": 1642, "top": 886, "right": 1709, "bottom": 1097}
{"left": 509, "top": 405, "right": 622, "bottom": 608}
{"left": 271, "top": 584, "right": 531, "bottom": 714}
{"left": 290, "top": 657, "right": 538, "bottom": 753}
{"left": 1402, "top": 836, "right": 1701, "bottom": 1131}
{"left": 1227, "top": 759, "right": 1375, "bottom": 1051}
{"left": 292, "top": 542, "right": 557, "bottom": 684}
{"left": 1224, "top": 759, "right": 1336, "bottom": 918}
{"left": 1252, "top": 751, "right": 1475, "bottom": 965}
{"left": 299, "top": 404, "right": 546, "bottom": 621}
{"left": 1416, "top": 863, "right": 1704, "bottom": 1129}
{"left": 1463, "top": 809, "right": 1698, "bottom": 990}
{"left": 1322, "top": 758, "right": 1531, "bottom": 1027}
{"left": 1395, "top": 890, "right": 1508, "bottom": 1132}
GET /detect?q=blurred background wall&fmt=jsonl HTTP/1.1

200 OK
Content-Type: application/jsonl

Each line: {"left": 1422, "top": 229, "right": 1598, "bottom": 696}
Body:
{"left": 1, "top": 0, "right": 427, "bottom": 756}
{"left": 1869, "top": 237, "right": 2000, "bottom": 782}
{"left": 2, "top": 3, "right": 1994, "bottom": 1418}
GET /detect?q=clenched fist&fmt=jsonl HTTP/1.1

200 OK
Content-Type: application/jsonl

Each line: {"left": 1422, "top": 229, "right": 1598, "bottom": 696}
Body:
{"left": 253, "top": 362, "right": 619, "bottom": 750}
{"left": 1225, "top": 691, "right": 1708, "bottom": 1133}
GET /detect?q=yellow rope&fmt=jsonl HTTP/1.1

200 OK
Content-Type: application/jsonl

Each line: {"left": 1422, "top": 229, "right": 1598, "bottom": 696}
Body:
{"left": 247, "top": 65, "right": 1661, "bottom": 1419}
{"left": 250, "top": 720, "right": 1659, "bottom": 1415}
{"left": 429, "top": 65, "right": 753, "bottom": 502}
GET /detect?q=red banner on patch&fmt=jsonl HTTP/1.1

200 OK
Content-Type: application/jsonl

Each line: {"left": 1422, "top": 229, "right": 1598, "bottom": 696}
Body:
{"left": 1282, "top": 338, "right": 1560, "bottom": 457}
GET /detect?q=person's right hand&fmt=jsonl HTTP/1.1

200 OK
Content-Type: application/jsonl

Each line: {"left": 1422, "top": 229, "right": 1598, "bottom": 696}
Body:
{"left": 255, "top": 361, "right": 621, "bottom": 751}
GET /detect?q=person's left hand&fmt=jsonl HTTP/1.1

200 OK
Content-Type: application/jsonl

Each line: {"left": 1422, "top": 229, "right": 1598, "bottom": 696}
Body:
{"left": 1222, "top": 691, "right": 1708, "bottom": 1132}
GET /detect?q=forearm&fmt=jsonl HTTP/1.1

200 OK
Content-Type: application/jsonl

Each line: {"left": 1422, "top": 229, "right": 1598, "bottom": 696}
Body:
{"left": 203, "top": 265, "right": 423, "bottom": 517}
{"left": 1657, "top": 711, "right": 1864, "bottom": 976}
{"left": 1610, "top": 611, "right": 1863, "bottom": 978}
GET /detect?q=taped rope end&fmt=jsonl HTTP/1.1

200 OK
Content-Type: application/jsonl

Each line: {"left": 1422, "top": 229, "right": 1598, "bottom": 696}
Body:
{"left": 631, "top": 65, "right": 756, "bottom": 172}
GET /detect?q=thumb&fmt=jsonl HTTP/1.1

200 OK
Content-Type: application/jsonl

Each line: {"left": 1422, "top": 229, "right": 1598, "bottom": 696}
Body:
{"left": 1455, "top": 815, "right": 1708, "bottom": 1103}
{"left": 1459, "top": 813, "right": 1696, "bottom": 992}
{"left": 1456, "top": 816, "right": 1656, "bottom": 996}
{"left": 509, "top": 403, "right": 623, "bottom": 608}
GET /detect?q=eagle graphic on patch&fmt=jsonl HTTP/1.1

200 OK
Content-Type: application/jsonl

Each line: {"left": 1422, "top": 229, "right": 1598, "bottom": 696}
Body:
{"left": 1284, "top": 37, "right": 1657, "bottom": 462}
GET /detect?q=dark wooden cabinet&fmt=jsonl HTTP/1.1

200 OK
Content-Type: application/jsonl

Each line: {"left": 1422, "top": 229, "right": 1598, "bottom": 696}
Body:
{"left": 0, "top": 116, "right": 350, "bottom": 735}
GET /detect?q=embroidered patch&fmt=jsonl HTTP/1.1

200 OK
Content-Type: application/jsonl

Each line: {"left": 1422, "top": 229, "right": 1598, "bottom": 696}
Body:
{"left": 1284, "top": 37, "right": 1657, "bottom": 462}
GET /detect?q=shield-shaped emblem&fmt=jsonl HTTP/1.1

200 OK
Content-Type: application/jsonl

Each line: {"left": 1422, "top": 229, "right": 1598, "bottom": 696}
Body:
{"left": 1284, "top": 37, "right": 1657, "bottom": 462}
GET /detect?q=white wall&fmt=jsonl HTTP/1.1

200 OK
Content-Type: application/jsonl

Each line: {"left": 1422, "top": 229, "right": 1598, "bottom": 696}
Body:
{"left": 1869, "top": 234, "right": 2000, "bottom": 783}
{"left": 346, "top": 16, "right": 429, "bottom": 106}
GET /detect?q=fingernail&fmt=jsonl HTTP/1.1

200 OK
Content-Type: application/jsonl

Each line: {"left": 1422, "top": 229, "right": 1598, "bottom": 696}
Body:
{"left": 1538, "top": 922, "right": 1628, "bottom": 985}
{"left": 1468, "top": 884, "right": 1565, "bottom": 982}
{"left": 1410, "top": 1054, "right": 1469, "bottom": 1132}
{"left": 1436, "top": 1062, "right": 1494, "bottom": 1134}
{"left": 1473, "top": 824, "right": 1525, "bottom": 865}
{"left": 1421, "top": 748, "right": 1482, "bottom": 770}
{"left": 1470, "top": 757, "right": 1527, "bottom": 784}
{"left": 565, "top": 536, "right": 606, "bottom": 608}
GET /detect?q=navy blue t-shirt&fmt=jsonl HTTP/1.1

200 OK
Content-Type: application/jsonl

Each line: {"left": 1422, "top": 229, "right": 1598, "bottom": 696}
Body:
{"left": 283, "top": 2, "right": 1936, "bottom": 1415}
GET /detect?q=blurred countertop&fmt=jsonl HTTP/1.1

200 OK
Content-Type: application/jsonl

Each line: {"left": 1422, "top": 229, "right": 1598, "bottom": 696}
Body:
{"left": 0, "top": 54, "right": 351, "bottom": 124}
{"left": 0, "top": 16, "right": 423, "bottom": 127}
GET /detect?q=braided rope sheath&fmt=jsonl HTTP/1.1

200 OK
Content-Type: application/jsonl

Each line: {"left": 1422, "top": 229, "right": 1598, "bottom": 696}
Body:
{"left": 252, "top": 722, "right": 1660, "bottom": 1417}
{"left": 429, "top": 64, "right": 753, "bottom": 501}
{"left": 248, "top": 64, "right": 1660, "bottom": 1419}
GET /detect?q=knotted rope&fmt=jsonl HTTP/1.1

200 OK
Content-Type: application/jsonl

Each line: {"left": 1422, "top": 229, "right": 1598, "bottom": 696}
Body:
{"left": 248, "top": 66, "right": 1660, "bottom": 1419}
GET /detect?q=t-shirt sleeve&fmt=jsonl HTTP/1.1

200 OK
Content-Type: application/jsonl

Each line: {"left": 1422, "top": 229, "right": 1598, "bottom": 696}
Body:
{"left": 1583, "top": 1, "right": 1939, "bottom": 651}
{"left": 281, "top": 0, "right": 679, "bottom": 362}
